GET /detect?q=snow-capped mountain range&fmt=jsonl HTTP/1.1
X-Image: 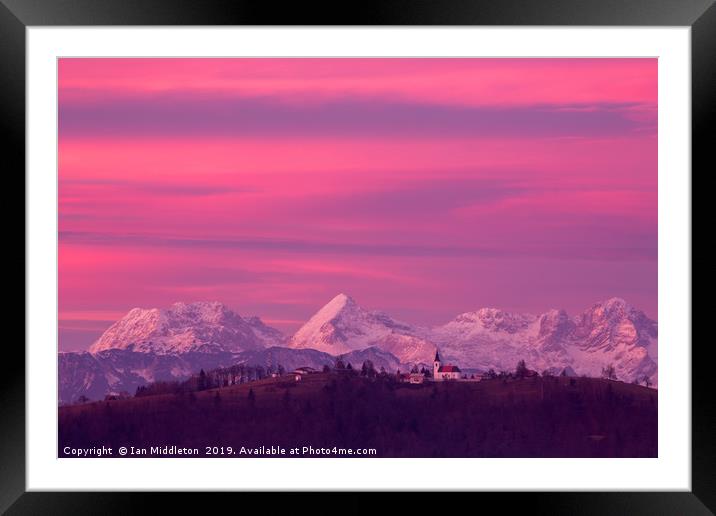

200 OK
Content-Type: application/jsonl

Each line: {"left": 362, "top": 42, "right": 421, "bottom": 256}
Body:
{"left": 60, "top": 294, "right": 657, "bottom": 403}
{"left": 286, "top": 294, "right": 657, "bottom": 385}
{"left": 89, "top": 301, "right": 283, "bottom": 354}
{"left": 428, "top": 299, "right": 657, "bottom": 385}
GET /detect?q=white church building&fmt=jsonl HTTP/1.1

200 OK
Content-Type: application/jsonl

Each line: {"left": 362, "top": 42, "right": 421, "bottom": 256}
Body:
{"left": 433, "top": 349, "right": 462, "bottom": 381}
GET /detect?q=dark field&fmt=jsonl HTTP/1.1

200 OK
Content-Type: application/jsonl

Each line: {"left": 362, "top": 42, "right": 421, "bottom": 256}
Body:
{"left": 59, "top": 373, "right": 657, "bottom": 458}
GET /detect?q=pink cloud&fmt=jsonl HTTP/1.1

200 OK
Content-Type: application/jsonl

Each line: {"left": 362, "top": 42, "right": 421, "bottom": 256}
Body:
{"left": 58, "top": 58, "right": 657, "bottom": 350}
{"left": 59, "top": 58, "right": 656, "bottom": 107}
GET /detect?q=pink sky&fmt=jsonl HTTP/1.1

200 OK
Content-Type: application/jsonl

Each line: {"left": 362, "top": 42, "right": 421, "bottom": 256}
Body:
{"left": 58, "top": 58, "right": 657, "bottom": 351}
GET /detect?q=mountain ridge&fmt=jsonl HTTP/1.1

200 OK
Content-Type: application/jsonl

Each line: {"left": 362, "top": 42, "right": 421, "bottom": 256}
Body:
{"left": 63, "top": 294, "right": 657, "bottom": 403}
{"left": 89, "top": 301, "right": 284, "bottom": 354}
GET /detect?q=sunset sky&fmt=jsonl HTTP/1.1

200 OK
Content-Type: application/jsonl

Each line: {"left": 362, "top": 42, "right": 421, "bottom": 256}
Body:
{"left": 58, "top": 58, "right": 657, "bottom": 351}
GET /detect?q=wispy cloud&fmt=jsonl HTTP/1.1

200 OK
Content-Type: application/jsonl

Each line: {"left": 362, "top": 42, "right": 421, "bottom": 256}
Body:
{"left": 58, "top": 230, "right": 655, "bottom": 262}
{"left": 59, "top": 93, "right": 654, "bottom": 139}
{"left": 60, "top": 177, "right": 258, "bottom": 197}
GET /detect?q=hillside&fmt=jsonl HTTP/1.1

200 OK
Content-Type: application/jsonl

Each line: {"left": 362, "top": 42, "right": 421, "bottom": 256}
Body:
{"left": 59, "top": 374, "right": 657, "bottom": 458}
{"left": 58, "top": 346, "right": 408, "bottom": 405}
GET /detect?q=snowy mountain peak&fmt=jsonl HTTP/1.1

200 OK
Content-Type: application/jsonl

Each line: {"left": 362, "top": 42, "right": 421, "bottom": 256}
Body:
{"left": 317, "top": 293, "right": 358, "bottom": 319}
{"left": 167, "top": 301, "right": 236, "bottom": 322}
{"left": 588, "top": 297, "right": 631, "bottom": 317}
{"left": 289, "top": 294, "right": 417, "bottom": 355}
{"left": 89, "top": 301, "right": 284, "bottom": 355}
{"left": 575, "top": 298, "right": 657, "bottom": 346}
{"left": 447, "top": 308, "right": 538, "bottom": 335}
{"left": 602, "top": 296, "right": 628, "bottom": 308}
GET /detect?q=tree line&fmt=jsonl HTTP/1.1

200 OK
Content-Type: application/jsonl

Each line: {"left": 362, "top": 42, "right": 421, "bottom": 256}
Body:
{"left": 80, "top": 357, "right": 652, "bottom": 405}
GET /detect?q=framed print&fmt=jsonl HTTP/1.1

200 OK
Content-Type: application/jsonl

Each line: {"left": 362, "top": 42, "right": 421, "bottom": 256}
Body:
{"left": 5, "top": 0, "right": 713, "bottom": 512}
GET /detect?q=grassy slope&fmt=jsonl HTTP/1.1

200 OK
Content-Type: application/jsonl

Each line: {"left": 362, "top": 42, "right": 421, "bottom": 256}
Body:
{"left": 59, "top": 373, "right": 657, "bottom": 458}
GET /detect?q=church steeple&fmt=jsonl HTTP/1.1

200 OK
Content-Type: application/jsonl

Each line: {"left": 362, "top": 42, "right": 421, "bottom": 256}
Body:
{"left": 433, "top": 348, "right": 441, "bottom": 379}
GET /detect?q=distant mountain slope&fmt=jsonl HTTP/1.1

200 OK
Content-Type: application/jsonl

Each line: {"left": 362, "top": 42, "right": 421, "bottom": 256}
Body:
{"left": 243, "top": 316, "right": 288, "bottom": 347}
{"left": 338, "top": 346, "right": 406, "bottom": 373}
{"left": 58, "top": 349, "right": 237, "bottom": 405}
{"left": 59, "top": 345, "right": 408, "bottom": 403}
{"left": 232, "top": 347, "right": 335, "bottom": 371}
{"left": 232, "top": 346, "right": 406, "bottom": 374}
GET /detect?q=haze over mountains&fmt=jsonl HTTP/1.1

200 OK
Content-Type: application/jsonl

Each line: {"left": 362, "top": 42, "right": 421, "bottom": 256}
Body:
{"left": 59, "top": 294, "right": 658, "bottom": 404}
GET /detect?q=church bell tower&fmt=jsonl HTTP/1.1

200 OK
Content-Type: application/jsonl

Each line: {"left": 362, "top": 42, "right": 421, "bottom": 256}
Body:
{"left": 433, "top": 349, "right": 441, "bottom": 379}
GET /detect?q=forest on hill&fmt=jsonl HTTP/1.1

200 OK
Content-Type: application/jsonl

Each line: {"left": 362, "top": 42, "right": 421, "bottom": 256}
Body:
{"left": 59, "top": 373, "right": 657, "bottom": 458}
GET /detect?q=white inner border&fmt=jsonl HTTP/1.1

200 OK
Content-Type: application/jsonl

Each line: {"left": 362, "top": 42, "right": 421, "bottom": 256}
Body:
{"left": 26, "top": 27, "right": 691, "bottom": 491}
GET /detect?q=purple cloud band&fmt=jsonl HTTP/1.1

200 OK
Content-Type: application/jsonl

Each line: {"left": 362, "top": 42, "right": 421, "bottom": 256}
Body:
{"left": 59, "top": 93, "right": 655, "bottom": 139}
{"left": 59, "top": 230, "right": 656, "bottom": 262}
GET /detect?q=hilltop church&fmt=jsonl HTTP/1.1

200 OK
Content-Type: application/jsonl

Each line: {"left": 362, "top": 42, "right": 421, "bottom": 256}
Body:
{"left": 433, "top": 349, "right": 462, "bottom": 381}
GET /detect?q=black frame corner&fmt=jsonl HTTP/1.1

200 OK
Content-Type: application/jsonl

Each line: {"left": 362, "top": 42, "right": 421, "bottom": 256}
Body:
{"left": 6, "top": 0, "right": 714, "bottom": 513}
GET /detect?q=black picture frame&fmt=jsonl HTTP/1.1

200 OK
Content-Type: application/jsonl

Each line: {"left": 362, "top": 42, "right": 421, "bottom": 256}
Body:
{"left": 3, "top": 0, "right": 712, "bottom": 512}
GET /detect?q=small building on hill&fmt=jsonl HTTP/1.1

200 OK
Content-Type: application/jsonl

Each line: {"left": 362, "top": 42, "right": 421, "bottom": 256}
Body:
{"left": 409, "top": 372, "right": 425, "bottom": 384}
{"left": 396, "top": 371, "right": 426, "bottom": 384}
{"left": 293, "top": 366, "right": 316, "bottom": 376}
{"left": 433, "top": 349, "right": 461, "bottom": 381}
